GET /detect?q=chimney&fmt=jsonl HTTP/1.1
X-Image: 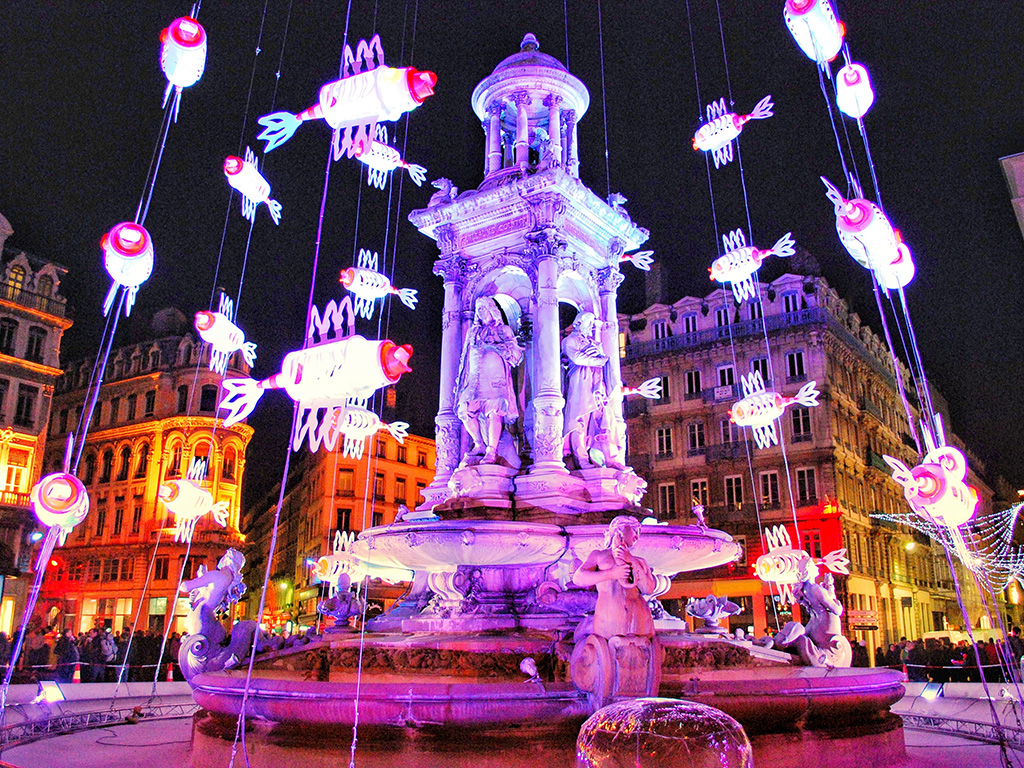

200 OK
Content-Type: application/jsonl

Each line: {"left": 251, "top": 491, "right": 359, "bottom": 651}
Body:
{"left": 645, "top": 260, "right": 663, "bottom": 308}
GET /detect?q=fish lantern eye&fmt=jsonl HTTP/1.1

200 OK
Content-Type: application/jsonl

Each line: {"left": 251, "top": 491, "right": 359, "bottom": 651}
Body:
{"left": 339, "top": 268, "right": 355, "bottom": 287}
{"left": 169, "top": 17, "right": 206, "bottom": 47}
{"left": 159, "top": 483, "right": 180, "bottom": 503}
{"left": 108, "top": 223, "right": 149, "bottom": 256}
{"left": 381, "top": 342, "right": 414, "bottom": 381}
{"left": 407, "top": 70, "right": 437, "bottom": 102}
{"left": 224, "top": 156, "right": 243, "bottom": 175}
{"left": 194, "top": 311, "right": 215, "bottom": 332}
{"left": 787, "top": 0, "right": 816, "bottom": 11}
{"left": 914, "top": 468, "right": 943, "bottom": 499}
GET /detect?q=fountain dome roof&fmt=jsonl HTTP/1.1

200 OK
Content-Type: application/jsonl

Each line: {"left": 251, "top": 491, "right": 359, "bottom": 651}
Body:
{"left": 490, "top": 34, "right": 567, "bottom": 74}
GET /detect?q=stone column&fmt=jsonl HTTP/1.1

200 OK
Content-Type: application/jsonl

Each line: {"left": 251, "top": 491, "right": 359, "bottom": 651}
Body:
{"left": 511, "top": 91, "right": 531, "bottom": 169}
{"left": 562, "top": 109, "right": 578, "bottom": 177}
{"left": 486, "top": 100, "right": 503, "bottom": 175}
{"left": 597, "top": 261, "right": 627, "bottom": 466}
{"left": 543, "top": 94, "right": 562, "bottom": 165}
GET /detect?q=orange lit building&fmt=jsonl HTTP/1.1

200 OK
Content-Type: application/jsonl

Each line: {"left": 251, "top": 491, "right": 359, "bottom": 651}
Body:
{"left": 0, "top": 213, "right": 74, "bottom": 635}
{"left": 38, "top": 308, "right": 252, "bottom": 634}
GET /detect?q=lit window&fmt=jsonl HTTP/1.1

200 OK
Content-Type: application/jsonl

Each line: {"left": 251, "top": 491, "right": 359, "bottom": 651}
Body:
{"left": 760, "top": 472, "right": 780, "bottom": 508}
{"left": 724, "top": 475, "right": 743, "bottom": 508}
{"left": 658, "top": 483, "right": 677, "bottom": 519}
{"left": 690, "top": 479, "right": 708, "bottom": 507}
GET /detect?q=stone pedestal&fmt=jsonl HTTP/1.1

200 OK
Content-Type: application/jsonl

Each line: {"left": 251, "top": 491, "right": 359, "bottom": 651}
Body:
{"left": 569, "top": 633, "right": 663, "bottom": 710}
{"left": 576, "top": 466, "right": 647, "bottom": 510}
{"left": 443, "top": 464, "right": 517, "bottom": 510}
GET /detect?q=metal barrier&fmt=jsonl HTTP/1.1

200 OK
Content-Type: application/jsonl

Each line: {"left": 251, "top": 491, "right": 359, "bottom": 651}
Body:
{"left": 0, "top": 702, "right": 198, "bottom": 748}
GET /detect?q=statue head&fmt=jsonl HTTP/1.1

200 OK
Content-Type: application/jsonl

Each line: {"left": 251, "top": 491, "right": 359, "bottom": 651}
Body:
{"left": 473, "top": 296, "right": 504, "bottom": 325}
{"left": 572, "top": 311, "right": 598, "bottom": 337}
{"left": 603, "top": 515, "right": 642, "bottom": 549}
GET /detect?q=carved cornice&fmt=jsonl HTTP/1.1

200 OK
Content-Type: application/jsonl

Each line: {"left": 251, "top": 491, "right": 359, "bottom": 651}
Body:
{"left": 596, "top": 266, "right": 626, "bottom": 293}
{"left": 434, "top": 223, "right": 459, "bottom": 256}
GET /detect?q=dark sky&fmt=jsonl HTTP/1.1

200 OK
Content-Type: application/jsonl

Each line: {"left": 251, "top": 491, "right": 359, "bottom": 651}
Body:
{"left": 1, "top": 0, "right": 1022, "bottom": 504}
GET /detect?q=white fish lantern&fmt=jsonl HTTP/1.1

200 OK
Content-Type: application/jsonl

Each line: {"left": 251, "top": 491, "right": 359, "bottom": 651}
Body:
{"left": 836, "top": 63, "right": 874, "bottom": 119}
{"left": 160, "top": 478, "right": 229, "bottom": 543}
{"left": 354, "top": 127, "right": 427, "bottom": 189}
{"left": 159, "top": 16, "right": 207, "bottom": 120}
{"left": 218, "top": 335, "right": 413, "bottom": 427}
{"left": 883, "top": 447, "right": 979, "bottom": 528}
{"left": 339, "top": 267, "right": 418, "bottom": 312}
{"left": 692, "top": 96, "right": 773, "bottom": 170}
{"left": 822, "top": 177, "right": 915, "bottom": 290}
{"left": 223, "top": 148, "right": 282, "bottom": 225}
{"left": 754, "top": 525, "right": 849, "bottom": 603}
{"left": 729, "top": 371, "right": 819, "bottom": 449}
{"left": 783, "top": 0, "right": 844, "bottom": 68}
{"left": 710, "top": 230, "right": 795, "bottom": 302}
{"left": 101, "top": 222, "right": 153, "bottom": 318}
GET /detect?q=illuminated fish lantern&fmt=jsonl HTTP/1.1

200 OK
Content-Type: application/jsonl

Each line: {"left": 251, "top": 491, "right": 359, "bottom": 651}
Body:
{"left": 755, "top": 524, "right": 849, "bottom": 604}
{"left": 160, "top": 15, "right": 207, "bottom": 121}
{"left": 327, "top": 400, "right": 409, "bottom": 459}
{"left": 783, "top": 0, "right": 844, "bottom": 69}
{"left": 619, "top": 250, "right": 655, "bottom": 272}
{"left": 195, "top": 292, "right": 256, "bottom": 375}
{"left": 339, "top": 249, "right": 417, "bottom": 320}
{"left": 693, "top": 95, "right": 773, "bottom": 169}
{"left": 223, "top": 147, "right": 282, "bottom": 225}
{"left": 822, "top": 177, "right": 915, "bottom": 290}
{"left": 710, "top": 229, "right": 795, "bottom": 301}
{"left": 884, "top": 447, "right": 978, "bottom": 528}
{"left": 257, "top": 34, "right": 436, "bottom": 161}
{"left": 835, "top": 62, "right": 874, "bottom": 119}
{"left": 101, "top": 222, "right": 154, "bottom": 318}
{"left": 730, "top": 371, "right": 819, "bottom": 449}
{"left": 315, "top": 529, "right": 412, "bottom": 593}
{"left": 356, "top": 125, "right": 427, "bottom": 189}
{"left": 160, "top": 459, "right": 229, "bottom": 543}
{"left": 30, "top": 470, "right": 91, "bottom": 569}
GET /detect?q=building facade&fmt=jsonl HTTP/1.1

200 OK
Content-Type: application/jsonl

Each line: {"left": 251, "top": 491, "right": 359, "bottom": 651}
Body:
{"left": 38, "top": 308, "right": 252, "bottom": 635}
{"left": 242, "top": 421, "right": 435, "bottom": 632}
{"left": 0, "top": 213, "right": 73, "bottom": 634}
{"left": 619, "top": 272, "right": 1003, "bottom": 657}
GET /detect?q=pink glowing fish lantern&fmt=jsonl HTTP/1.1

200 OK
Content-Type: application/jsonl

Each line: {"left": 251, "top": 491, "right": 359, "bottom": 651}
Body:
{"left": 730, "top": 371, "right": 819, "bottom": 449}
{"left": 101, "top": 222, "right": 154, "bottom": 318}
{"left": 836, "top": 62, "right": 874, "bottom": 118}
{"left": 194, "top": 293, "right": 256, "bottom": 375}
{"left": 709, "top": 229, "right": 795, "bottom": 302}
{"left": 339, "top": 249, "right": 417, "bottom": 320}
{"left": 30, "top": 471, "right": 91, "bottom": 570}
{"left": 257, "top": 35, "right": 436, "bottom": 162}
{"left": 160, "top": 15, "right": 207, "bottom": 121}
{"left": 223, "top": 147, "right": 282, "bottom": 225}
{"left": 327, "top": 401, "right": 409, "bottom": 459}
{"left": 355, "top": 125, "right": 427, "bottom": 189}
{"left": 884, "top": 447, "right": 978, "bottom": 528}
{"left": 693, "top": 96, "right": 773, "bottom": 169}
{"left": 783, "top": 0, "right": 844, "bottom": 69}
{"left": 822, "top": 177, "right": 915, "bottom": 290}
{"left": 755, "top": 524, "right": 849, "bottom": 604}
{"left": 160, "top": 460, "right": 228, "bottom": 543}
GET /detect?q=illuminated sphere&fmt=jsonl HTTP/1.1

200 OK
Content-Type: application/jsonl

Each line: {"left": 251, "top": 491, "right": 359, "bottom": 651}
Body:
{"left": 160, "top": 16, "right": 207, "bottom": 89}
{"left": 31, "top": 472, "right": 90, "bottom": 531}
{"left": 836, "top": 62, "right": 874, "bottom": 118}
{"left": 101, "top": 222, "right": 154, "bottom": 290}
{"left": 576, "top": 698, "right": 753, "bottom": 768}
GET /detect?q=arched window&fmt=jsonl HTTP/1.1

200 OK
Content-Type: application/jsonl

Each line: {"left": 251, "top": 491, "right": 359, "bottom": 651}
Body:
{"left": 180, "top": 344, "right": 193, "bottom": 365}
{"left": 193, "top": 441, "right": 211, "bottom": 477}
{"left": 135, "top": 443, "right": 150, "bottom": 479}
{"left": 83, "top": 453, "right": 96, "bottom": 485}
{"left": 117, "top": 446, "right": 131, "bottom": 481}
{"left": 222, "top": 447, "right": 237, "bottom": 482}
{"left": 37, "top": 275, "right": 53, "bottom": 297}
{"left": 0, "top": 318, "right": 17, "bottom": 356}
{"left": 99, "top": 449, "right": 114, "bottom": 483}
{"left": 167, "top": 444, "right": 183, "bottom": 478}
{"left": 6, "top": 265, "right": 25, "bottom": 299}
{"left": 149, "top": 349, "right": 160, "bottom": 369}
{"left": 200, "top": 385, "right": 218, "bottom": 412}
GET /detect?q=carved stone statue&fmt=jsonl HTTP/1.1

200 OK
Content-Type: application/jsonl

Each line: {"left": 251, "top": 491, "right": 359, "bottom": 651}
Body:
{"left": 685, "top": 594, "right": 741, "bottom": 634}
{"left": 562, "top": 312, "right": 617, "bottom": 469}
{"left": 317, "top": 572, "right": 365, "bottom": 629}
{"left": 772, "top": 572, "right": 852, "bottom": 668}
{"left": 178, "top": 548, "right": 258, "bottom": 683}
{"left": 455, "top": 296, "right": 524, "bottom": 465}
{"left": 428, "top": 178, "right": 458, "bottom": 207}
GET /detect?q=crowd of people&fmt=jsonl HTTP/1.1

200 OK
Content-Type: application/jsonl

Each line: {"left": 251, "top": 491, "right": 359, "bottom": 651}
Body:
{"left": 0, "top": 626, "right": 184, "bottom": 684}
{"left": 868, "top": 628, "right": 1024, "bottom": 682}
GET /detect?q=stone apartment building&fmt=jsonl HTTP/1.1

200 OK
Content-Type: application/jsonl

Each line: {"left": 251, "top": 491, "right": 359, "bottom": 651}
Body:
{"left": 618, "top": 272, "right": 1001, "bottom": 656}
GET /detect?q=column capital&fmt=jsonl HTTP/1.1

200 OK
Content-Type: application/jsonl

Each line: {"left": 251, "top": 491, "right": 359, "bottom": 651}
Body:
{"left": 524, "top": 227, "right": 567, "bottom": 262}
{"left": 486, "top": 99, "right": 505, "bottom": 117}
{"left": 543, "top": 93, "right": 563, "bottom": 108}
{"left": 596, "top": 266, "right": 626, "bottom": 293}
{"left": 561, "top": 109, "right": 576, "bottom": 127}
{"left": 433, "top": 253, "right": 478, "bottom": 289}
{"left": 433, "top": 223, "right": 459, "bottom": 256}
{"left": 510, "top": 91, "right": 532, "bottom": 108}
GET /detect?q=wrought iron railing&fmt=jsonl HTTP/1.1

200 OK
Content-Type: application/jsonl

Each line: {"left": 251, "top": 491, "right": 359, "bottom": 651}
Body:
{"left": 0, "top": 285, "right": 69, "bottom": 318}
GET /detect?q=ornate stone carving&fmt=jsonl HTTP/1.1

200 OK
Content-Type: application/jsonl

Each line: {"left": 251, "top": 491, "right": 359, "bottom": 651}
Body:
{"left": 433, "top": 222, "right": 459, "bottom": 254}
{"left": 685, "top": 594, "right": 742, "bottom": 633}
{"left": 433, "top": 253, "right": 478, "bottom": 288}
{"left": 509, "top": 90, "right": 532, "bottom": 108}
{"left": 770, "top": 573, "right": 852, "bottom": 667}
{"left": 429, "top": 181, "right": 459, "bottom": 209}
{"left": 562, "top": 312, "right": 612, "bottom": 469}
{"left": 596, "top": 265, "right": 625, "bottom": 293}
{"left": 486, "top": 99, "right": 504, "bottom": 117}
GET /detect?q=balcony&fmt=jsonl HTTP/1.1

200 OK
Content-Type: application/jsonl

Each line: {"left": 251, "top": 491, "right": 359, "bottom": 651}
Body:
{"left": 861, "top": 398, "right": 883, "bottom": 423}
{"left": 705, "top": 441, "right": 754, "bottom": 461}
{"left": 866, "top": 449, "right": 890, "bottom": 473}
{"left": 0, "top": 285, "right": 69, "bottom": 319}
{"left": 624, "top": 398, "right": 649, "bottom": 419}
{"left": 624, "top": 308, "right": 826, "bottom": 359}
{"left": 0, "top": 490, "right": 32, "bottom": 510}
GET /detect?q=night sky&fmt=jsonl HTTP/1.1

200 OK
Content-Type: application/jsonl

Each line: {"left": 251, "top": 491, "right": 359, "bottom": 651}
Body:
{"left": 1, "top": 1, "right": 1022, "bottom": 506}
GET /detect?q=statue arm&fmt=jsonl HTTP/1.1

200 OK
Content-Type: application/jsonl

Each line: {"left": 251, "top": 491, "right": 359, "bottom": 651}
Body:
{"left": 573, "top": 549, "right": 629, "bottom": 587}
{"left": 564, "top": 336, "right": 608, "bottom": 367}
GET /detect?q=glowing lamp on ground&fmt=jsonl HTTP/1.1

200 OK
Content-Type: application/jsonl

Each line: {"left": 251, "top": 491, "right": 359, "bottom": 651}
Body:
{"left": 836, "top": 62, "right": 874, "bottom": 118}
{"left": 884, "top": 446, "right": 979, "bottom": 528}
{"left": 159, "top": 17, "right": 207, "bottom": 120}
{"left": 101, "top": 222, "right": 153, "bottom": 318}
{"left": 783, "top": 0, "right": 845, "bottom": 67}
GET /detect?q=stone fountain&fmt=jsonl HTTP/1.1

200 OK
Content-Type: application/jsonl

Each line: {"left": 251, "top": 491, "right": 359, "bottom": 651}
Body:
{"left": 186, "top": 35, "right": 906, "bottom": 768}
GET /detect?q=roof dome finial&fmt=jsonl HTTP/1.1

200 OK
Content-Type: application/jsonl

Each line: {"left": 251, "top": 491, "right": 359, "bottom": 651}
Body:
{"left": 520, "top": 33, "right": 539, "bottom": 52}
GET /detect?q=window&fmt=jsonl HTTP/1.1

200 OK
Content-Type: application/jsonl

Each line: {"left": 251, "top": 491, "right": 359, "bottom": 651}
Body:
{"left": 721, "top": 419, "right": 742, "bottom": 444}
{"left": 687, "top": 421, "right": 705, "bottom": 452}
{"left": 796, "top": 467, "right": 817, "bottom": 503}
{"left": 149, "top": 349, "right": 160, "bottom": 369}
{"left": 397, "top": 445, "right": 407, "bottom": 463}
{"left": 144, "top": 390, "right": 156, "bottom": 416}
{"left": 750, "top": 357, "right": 770, "bottom": 383}
{"left": 0, "top": 319, "right": 17, "bottom": 355}
{"left": 0, "top": 378, "right": 8, "bottom": 417}
{"left": 717, "top": 365, "right": 735, "bottom": 387}
{"left": 760, "top": 471, "right": 780, "bottom": 508}
{"left": 177, "top": 385, "right": 189, "bottom": 413}
{"left": 786, "top": 351, "right": 806, "bottom": 381}
{"left": 25, "top": 327, "right": 46, "bottom": 363}
{"left": 783, "top": 292, "right": 800, "bottom": 314}
{"left": 715, "top": 306, "right": 731, "bottom": 327}
{"left": 417, "top": 452, "right": 427, "bottom": 468}
{"left": 103, "top": 558, "right": 121, "bottom": 581}
{"left": 690, "top": 479, "right": 709, "bottom": 507}
{"left": 99, "top": 449, "right": 114, "bottom": 483}
{"left": 120, "top": 558, "right": 135, "bottom": 581}
{"left": 416, "top": 481, "right": 426, "bottom": 505}
{"left": 59, "top": 408, "right": 68, "bottom": 433}
{"left": 199, "top": 385, "right": 218, "bottom": 413}
{"left": 336, "top": 468, "right": 354, "bottom": 496}
{"left": 725, "top": 475, "right": 743, "bottom": 508}
{"left": 374, "top": 472, "right": 386, "bottom": 501}
{"left": 83, "top": 453, "right": 96, "bottom": 485}
{"left": 222, "top": 447, "right": 236, "bottom": 481}
{"left": 131, "top": 506, "right": 142, "bottom": 534}
{"left": 682, "top": 314, "right": 698, "bottom": 335}
{"left": 655, "top": 426, "right": 673, "bottom": 457}
{"left": 802, "top": 529, "right": 823, "bottom": 559}
{"left": 395, "top": 477, "right": 407, "bottom": 503}
{"left": 336, "top": 508, "right": 352, "bottom": 532}
{"left": 109, "top": 397, "right": 120, "bottom": 424}
{"left": 652, "top": 320, "right": 669, "bottom": 340}
{"left": 734, "top": 536, "right": 748, "bottom": 566}
{"left": 135, "top": 444, "right": 149, "bottom": 478}
{"left": 69, "top": 562, "right": 85, "bottom": 581}
{"left": 791, "top": 406, "right": 812, "bottom": 442}
{"left": 658, "top": 483, "right": 677, "bottom": 520}
{"left": 6, "top": 266, "right": 25, "bottom": 299}
{"left": 659, "top": 376, "right": 671, "bottom": 403}
{"left": 96, "top": 508, "right": 107, "bottom": 536}
{"left": 181, "top": 557, "right": 203, "bottom": 580}
{"left": 685, "top": 369, "right": 702, "bottom": 397}
{"left": 167, "top": 444, "right": 182, "bottom": 478}
{"left": 371, "top": 512, "right": 384, "bottom": 527}
{"left": 13, "top": 384, "right": 37, "bottom": 427}
{"left": 749, "top": 300, "right": 763, "bottom": 321}
{"left": 376, "top": 439, "right": 387, "bottom": 459}
{"left": 37, "top": 275, "right": 53, "bottom": 296}
{"left": 4, "top": 449, "right": 29, "bottom": 492}
{"left": 117, "top": 446, "right": 131, "bottom": 481}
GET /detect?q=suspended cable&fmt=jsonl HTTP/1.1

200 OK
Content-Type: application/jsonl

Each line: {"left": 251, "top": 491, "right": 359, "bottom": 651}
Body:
{"left": 595, "top": 0, "right": 611, "bottom": 198}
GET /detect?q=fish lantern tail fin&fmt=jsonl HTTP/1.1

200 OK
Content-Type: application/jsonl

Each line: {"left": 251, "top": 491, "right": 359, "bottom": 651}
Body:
{"left": 211, "top": 502, "right": 230, "bottom": 527}
{"left": 266, "top": 199, "right": 283, "bottom": 225}
{"left": 822, "top": 548, "right": 850, "bottom": 575}
{"left": 385, "top": 421, "right": 410, "bottom": 443}
{"left": 795, "top": 380, "right": 819, "bottom": 407}
{"left": 630, "top": 250, "right": 655, "bottom": 271}
{"left": 772, "top": 232, "right": 796, "bottom": 258}
{"left": 634, "top": 377, "right": 663, "bottom": 400}
{"left": 102, "top": 283, "right": 120, "bottom": 318}
{"left": 257, "top": 112, "right": 301, "bottom": 153}
{"left": 219, "top": 378, "right": 264, "bottom": 426}
{"left": 240, "top": 341, "right": 257, "bottom": 367}
{"left": 821, "top": 176, "right": 845, "bottom": 213}
{"left": 396, "top": 288, "right": 419, "bottom": 310}
{"left": 750, "top": 94, "right": 774, "bottom": 120}
{"left": 405, "top": 164, "right": 427, "bottom": 186}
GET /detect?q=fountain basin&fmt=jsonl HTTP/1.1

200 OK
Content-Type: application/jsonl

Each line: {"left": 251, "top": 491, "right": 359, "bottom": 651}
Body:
{"left": 566, "top": 524, "right": 742, "bottom": 575}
